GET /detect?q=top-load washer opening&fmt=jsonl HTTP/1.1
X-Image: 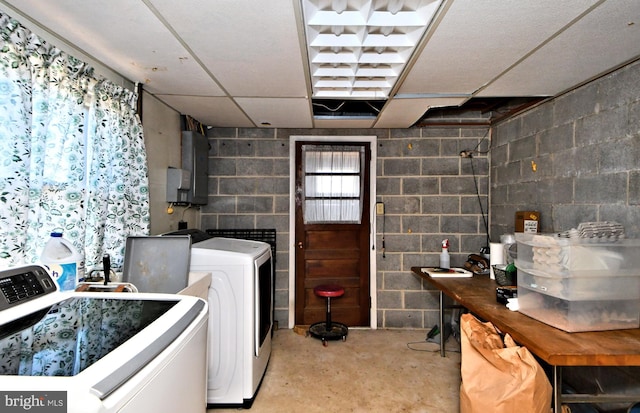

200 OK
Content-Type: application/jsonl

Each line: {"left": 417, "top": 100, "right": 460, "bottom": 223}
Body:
{"left": 0, "top": 297, "right": 178, "bottom": 377}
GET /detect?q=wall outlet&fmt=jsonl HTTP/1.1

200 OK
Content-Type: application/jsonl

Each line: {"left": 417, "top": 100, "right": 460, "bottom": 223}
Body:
{"left": 376, "top": 202, "right": 385, "bottom": 215}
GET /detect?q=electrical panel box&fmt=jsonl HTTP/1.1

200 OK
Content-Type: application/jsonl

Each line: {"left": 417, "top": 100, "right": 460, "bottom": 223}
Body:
{"left": 166, "top": 167, "right": 190, "bottom": 203}
{"left": 181, "top": 130, "right": 209, "bottom": 205}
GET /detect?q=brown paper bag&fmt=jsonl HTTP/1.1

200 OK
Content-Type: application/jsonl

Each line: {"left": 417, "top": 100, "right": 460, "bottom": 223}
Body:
{"left": 459, "top": 313, "right": 552, "bottom": 413}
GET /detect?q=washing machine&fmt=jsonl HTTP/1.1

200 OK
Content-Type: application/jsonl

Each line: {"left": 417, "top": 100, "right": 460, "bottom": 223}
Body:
{"left": 0, "top": 264, "right": 208, "bottom": 413}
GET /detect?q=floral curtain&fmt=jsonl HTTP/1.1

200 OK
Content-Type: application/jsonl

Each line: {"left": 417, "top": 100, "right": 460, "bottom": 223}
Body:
{"left": 0, "top": 13, "right": 150, "bottom": 271}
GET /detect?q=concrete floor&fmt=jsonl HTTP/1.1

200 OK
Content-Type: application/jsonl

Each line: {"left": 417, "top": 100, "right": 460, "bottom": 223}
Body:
{"left": 208, "top": 328, "right": 462, "bottom": 413}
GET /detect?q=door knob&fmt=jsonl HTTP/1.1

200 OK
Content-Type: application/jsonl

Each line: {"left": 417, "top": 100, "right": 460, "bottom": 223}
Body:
{"left": 298, "top": 241, "right": 303, "bottom": 249}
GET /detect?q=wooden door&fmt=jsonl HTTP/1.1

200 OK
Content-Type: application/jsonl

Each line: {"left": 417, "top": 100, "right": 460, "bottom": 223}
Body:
{"left": 294, "top": 142, "right": 371, "bottom": 327}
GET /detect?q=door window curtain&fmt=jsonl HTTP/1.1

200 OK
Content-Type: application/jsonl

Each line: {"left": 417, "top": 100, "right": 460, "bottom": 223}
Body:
{"left": 302, "top": 144, "right": 365, "bottom": 224}
{"left": 0, "top": 13, "right": 150, "bottom": 270}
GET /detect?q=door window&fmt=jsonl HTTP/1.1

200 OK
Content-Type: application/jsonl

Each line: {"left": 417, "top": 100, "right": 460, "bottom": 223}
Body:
{"left": 302, "top": 145, "right": 365, "bottom": 224}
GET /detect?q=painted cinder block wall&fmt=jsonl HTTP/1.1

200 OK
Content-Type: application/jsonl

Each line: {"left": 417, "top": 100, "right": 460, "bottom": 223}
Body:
{"left": 490, "top": 59, "right": 640, "bottom": 239}
{"left": 201, "top": 125, "right": 490, "bottom": 329}
{"left": 199, "top": 59, "right": 639, "bottom": 330}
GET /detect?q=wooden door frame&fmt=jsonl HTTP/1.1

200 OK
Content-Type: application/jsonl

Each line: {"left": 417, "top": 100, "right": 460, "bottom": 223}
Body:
{"left": 288, "top": 135, "right": 377, "bottom": 329}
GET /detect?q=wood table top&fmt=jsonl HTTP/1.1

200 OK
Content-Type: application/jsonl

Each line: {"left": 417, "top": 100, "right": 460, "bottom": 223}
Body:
{"left": 411, "top": 267, "right": 640, "bottom": 366}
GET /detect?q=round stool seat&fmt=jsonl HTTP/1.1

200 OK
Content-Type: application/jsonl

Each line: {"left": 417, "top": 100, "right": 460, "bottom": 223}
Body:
{"left": 309, "top": 284, "right": 348, "bottom": 346}
{"left": 314, "top": 284, "right": 344, "bottom": 298}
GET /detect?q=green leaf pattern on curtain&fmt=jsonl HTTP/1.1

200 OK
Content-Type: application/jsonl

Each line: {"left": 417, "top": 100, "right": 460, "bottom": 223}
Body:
{"left": 0, "top": 13, "right": 150, "bottom": 270}
{"left": 84, "top": 80, "right": 150, "bottom": 269}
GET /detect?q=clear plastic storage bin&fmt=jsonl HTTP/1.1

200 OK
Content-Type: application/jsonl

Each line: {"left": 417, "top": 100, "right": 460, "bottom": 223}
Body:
{"left": 517, "top": 285, "right": 640, "bottom": 332}
{"left": 517, "top": 268, "right": 640, "bottom": 301}
{"left": 515, "top": 233, "right": 640, "bottom": 332}
{"left": 514, "top": 233, "right": 640, "bottom": 277}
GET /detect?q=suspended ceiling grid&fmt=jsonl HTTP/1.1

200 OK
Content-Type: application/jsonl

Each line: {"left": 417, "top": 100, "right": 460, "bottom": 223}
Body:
{"left": 0, "top": 0, "right": 639, "bottom": 129}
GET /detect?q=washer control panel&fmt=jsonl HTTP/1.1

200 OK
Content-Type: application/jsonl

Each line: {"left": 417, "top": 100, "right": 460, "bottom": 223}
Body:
{"left": 0, "top": 265, "right": 57, "bottom": 311}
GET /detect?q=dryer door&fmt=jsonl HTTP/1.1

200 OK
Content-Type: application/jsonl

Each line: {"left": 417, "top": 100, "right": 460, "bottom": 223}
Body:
{"left": 255, "top": 249, "right": 273, "bottom": 357}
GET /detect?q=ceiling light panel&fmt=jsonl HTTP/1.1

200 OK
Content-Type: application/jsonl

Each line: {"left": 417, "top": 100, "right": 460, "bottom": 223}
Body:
{"left": 301, "top": 0, "right": 442, "bottom": 99}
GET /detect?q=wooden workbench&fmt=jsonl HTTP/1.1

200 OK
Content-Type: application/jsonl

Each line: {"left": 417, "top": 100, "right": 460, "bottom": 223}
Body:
{"left": 411, "top": 267, "right": 640, "bottom": 411}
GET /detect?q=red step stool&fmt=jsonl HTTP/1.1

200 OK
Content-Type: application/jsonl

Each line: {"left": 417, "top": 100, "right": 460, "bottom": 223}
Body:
{"left": 308, "top": 284, "right": 349, "bottom": 346}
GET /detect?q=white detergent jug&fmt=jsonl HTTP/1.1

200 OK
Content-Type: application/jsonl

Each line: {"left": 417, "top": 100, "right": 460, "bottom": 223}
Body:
{"left": 40, "top": 232, "right": 85, "bottom": 291}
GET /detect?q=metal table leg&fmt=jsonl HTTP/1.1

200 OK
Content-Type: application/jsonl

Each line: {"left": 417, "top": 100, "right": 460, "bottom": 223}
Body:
{"left": 439, "top": 290, "right": 445, "bottom": 357}
{"left": 553, "top": 365, "right": 562, "bottom": 413}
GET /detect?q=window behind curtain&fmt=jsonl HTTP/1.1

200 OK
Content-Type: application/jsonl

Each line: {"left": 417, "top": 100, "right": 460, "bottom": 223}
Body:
{"left": 0, "top": 12, "right": 150, "bottom": 271}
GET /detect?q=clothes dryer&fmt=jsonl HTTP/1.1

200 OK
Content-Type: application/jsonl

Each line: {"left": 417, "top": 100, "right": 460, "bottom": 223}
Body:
{"left": 190, "top": 238, "right": 273, "bottom": 408}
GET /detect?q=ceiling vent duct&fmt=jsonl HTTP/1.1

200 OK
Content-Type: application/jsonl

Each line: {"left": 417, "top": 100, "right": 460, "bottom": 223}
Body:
{"left": 301, "top": 0, "right": 443, "bottom": 100}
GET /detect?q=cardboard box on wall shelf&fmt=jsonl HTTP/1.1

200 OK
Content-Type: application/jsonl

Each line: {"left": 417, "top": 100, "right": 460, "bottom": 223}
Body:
{"left": 515, "top": 211, "right": 540, "bottom": 233}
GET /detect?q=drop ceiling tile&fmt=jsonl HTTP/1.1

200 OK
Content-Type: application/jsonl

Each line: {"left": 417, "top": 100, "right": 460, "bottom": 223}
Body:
{"left": 398, "top": 0, "right": 601, "bottom": 95}
{"left": 156, "top": 95, "right": 253, "bottom": 127}
{"left": 478, "top": 0, "right": 640, "bottom": 96}
{"left": 235, "top": 98, "right": 313, "bottom": 128}
{"left": 2, "top": 0, "right": 224, "bottom": 96}
{"left": 374, "top": 96, "right": 468, "bottom": 128}
{"left": 149, "top": 0, "right": 308, "bottom": 98}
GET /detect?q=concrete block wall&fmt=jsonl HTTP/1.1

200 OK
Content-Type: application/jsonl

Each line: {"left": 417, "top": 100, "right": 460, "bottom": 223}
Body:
{"left": 201, "top": 126, "right": 490, "bottom": 329}
{"left": 490, "top": 59, "right": 640, "bottom": 239}
{"left": 202, "top": 127, "right": 291, "bottom": 327}
{"left": 375, "top": 127, "right": 489, "bottom": 328}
